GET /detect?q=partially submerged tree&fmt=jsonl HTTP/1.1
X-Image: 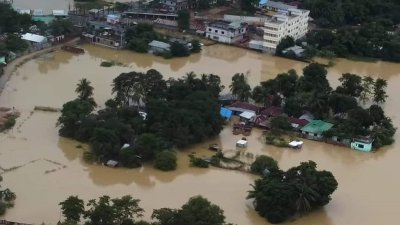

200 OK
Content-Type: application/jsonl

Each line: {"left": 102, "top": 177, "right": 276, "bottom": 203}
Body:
{"left": 248, "top": 161, "right": 338, "bottom": 224}
{"left": 230, "top": 73, "right": 251, "bottom": 102}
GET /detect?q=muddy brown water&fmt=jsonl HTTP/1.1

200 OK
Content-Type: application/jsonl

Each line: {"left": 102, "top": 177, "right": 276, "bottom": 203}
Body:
{"left": 0, "top": 44, "right": 400, "bottom": 225}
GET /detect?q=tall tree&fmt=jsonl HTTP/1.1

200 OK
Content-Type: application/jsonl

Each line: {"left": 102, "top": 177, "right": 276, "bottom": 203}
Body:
{"left": 177, "top": 9, "right": 190, "bottom": 30}
{"left": 359, "top": 76, "right": 375, "bottom": 103}
{"left": 240, "top": 0, "right": 258, "bottom": 13}
{"left": 373, "top": 78, "right": 388, "bottom": 103}
{"left": 230, "top": 73, "right": 251, "bottom": 102}
{"left": 336, "top": 73, "right": 363, "bottom": 97}
{"left": 297, "top": 63, "right": 331, "bottom": 93}
{"left": 75, "top": 78, "right": 96, "bottom": 107}
{"left": 59, "top": 196, "right": 85, "bottom": 223}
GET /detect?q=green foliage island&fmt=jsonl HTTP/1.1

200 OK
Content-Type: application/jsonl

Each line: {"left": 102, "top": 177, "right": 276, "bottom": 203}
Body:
{"left": 248, "top": 160, "right": 338, "bottom": 224}
{"left": 58, "top": 195, "right": 233, "bottom": 225}
{"left": 57, "top": 70, "right": 224, "bottom": 170}
{"left": 250, "top": 63, "right": 395, "bottom": 149}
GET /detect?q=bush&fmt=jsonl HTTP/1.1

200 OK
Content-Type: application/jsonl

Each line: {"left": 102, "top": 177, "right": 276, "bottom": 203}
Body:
{"left": 189, "top": 154, "right": 209, "bottom": 168}
{"left": 154, "top": 150, "right": 177, "bottom": 171}
{"left": 3, "top": 116, "right": 16, "bottom": 130}
{"left": 170, "top": 42, "right": 190, "bottom": 57}
{"left": 83, "top": 151, "right": 95, "bottom": 163}
{"left": 100, "top": 61, "right": 115, "bottom": 67}
{"left": 250, "top": 155, "right": 278, "bottom": 175}
{"left": 191, "top": 39, "right": 202, "bottom": 53}
{"left": 270, "top": 117, "right": 292, "bottom": 131}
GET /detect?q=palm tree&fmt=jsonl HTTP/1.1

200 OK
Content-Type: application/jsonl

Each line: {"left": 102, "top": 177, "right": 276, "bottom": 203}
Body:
{"left": 75, "top": 78, "right": 94, "bottom": 100}
{"left": 295, "top": 183, "right": 319, "bottom": 215}
{"left": 75, "top": 78, "right": 96, "bottom": 108}
{"left": 230, "top": 73, "right": 251, "bottom": 102}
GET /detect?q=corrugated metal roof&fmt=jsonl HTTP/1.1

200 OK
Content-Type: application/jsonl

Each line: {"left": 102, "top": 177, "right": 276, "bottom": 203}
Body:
{"left": 300, "top": 120, "right": 333, "bottom": 134}
{"left": 148, "top": 40, "right": 171, "bottom": 49}
{"left": 21, "top": 33, "right": 47, "bottom": 43}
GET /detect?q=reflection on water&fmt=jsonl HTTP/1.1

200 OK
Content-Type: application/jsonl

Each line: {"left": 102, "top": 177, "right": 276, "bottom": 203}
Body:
{"left": 1, "top": 44, "right": 400, "bottom": 225}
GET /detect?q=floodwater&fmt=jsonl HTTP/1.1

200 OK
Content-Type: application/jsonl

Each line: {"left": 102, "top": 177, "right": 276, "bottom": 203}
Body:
{"left": 0, "top": 44, "right": 400, "bottom": 225}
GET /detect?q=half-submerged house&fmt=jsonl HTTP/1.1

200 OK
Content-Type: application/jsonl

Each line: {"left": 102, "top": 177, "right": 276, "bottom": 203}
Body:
{"left": 300, "top": 120, "right": 333, "bottom": 140}
{"left": 351, "top": 136, "right": 373, "bottom": 152}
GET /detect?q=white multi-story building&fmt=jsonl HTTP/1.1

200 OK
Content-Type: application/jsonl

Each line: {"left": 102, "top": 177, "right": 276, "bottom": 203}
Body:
{"left": 263, "top": 8, "right": 309, "bottom": 53}
{"left": 206, "top": 20, "right": 247, "bottom": 44}
{"left": 160, "top": 0, "right": 188, "bottom": 12}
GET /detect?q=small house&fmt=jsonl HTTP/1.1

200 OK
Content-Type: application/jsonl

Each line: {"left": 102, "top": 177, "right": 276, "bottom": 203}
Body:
{"left": 206, "top": 20, "right": 247, "bottom": 44}
{"left": 351, "top": 137, "right": 373, "bottom": 152}
{"left": 148, "top": 40, "right": 171, "bottom": 53}
{"left": 21, "top": 33, "right": 48, "bottom": 49}
{"left": 300, "top": 120, "right": 333, "bottom": 140}
{"left": 287, "top": 117, "right": 309, "bottom": 129}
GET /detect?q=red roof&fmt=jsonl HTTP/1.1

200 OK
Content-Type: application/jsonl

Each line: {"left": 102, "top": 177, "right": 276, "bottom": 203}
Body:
{"left": 287, "top": 117, "right": 309, "bottom": 127}
{"left": 228, "top": 101, "right": 259, "bottom": 112}
{"left": 260, "top": 106, "right": 283, "bottom": 117}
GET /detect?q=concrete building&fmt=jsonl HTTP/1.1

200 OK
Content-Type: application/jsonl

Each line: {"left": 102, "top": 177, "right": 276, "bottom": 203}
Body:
{"left": 263, "top": 8, "right": 309, "bottom": 52}
{"left": 206, "top": 20, "right": 247, "bottom": 44}
{"left": 160, "top": 0, "right": 188, "bottom": 12}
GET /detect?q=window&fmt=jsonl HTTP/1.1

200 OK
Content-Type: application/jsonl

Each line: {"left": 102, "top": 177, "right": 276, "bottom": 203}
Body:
{"left": 314, "top": 133, "right": 318, "bottom": 137}
{"left": 208, "top": 28, "right": 211, "bottom": 31}
{"left": 215, "top": 29, "right": 218, "bottom": 33}
{"left": 357, "top": 144, "right": 365, "bottom": 148}
{"left": 221, "top": 31, "right": 225, "bottom": 34}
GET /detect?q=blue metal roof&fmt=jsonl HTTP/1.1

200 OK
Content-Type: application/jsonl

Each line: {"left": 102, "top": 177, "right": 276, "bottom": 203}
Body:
{"left": 220, "top": 107, "right": 233, "bottom": 120}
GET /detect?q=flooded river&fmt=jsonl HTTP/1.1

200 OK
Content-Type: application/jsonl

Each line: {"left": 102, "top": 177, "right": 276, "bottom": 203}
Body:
{"left": 0, "top": 44, "right": 400, "bottom": 225}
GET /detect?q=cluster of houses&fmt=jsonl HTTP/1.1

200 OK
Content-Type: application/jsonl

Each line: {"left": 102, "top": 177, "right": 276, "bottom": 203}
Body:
{"left": 3, "top": 0, "right": 311, "bottom": 55}
{"left": 220, "top": 101, "right": 374, "bottom": 152}
{"left": 204, "top": 0, "right": 310, "bottom": 54}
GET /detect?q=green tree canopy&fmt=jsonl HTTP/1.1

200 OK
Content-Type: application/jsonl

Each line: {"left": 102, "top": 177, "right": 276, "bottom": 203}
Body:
{"left": 230, "top": 73, "right": 251, "bottom": 102}
{"left": 250, "top": 155, "right": 279, "bottom": 175}
{"left": 177, "top": 9, "right": 190, "bottom": 30}
{"left": 248, "top": 161, "right": 338, "bottom": 223}
{"left": 59, "top": 196, "right": 85, "bottom": 223}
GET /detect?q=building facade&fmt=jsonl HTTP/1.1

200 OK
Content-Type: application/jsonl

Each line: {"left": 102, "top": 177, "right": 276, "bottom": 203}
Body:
{"left": 160, "top": 0, "right": 188, "bottom": 12}
{"left": 206, "top": 20, "right": 247, "bottom": 44}
{"left": 263, "top": 8, "right": 309, "bottom": 52}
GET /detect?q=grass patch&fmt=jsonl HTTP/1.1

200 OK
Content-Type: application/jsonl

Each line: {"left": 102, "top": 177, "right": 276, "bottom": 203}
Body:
{"left": 265, "top": 132, "right": 290, "bottom": 148}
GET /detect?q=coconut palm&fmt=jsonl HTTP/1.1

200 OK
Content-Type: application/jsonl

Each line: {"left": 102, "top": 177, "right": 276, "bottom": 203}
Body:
{"left": 295, "top": 183, "right": 319, "bottom": 215}
{"left": 75, "top": 78, "right": 94, "bottom": 100}
{"left": 230, "top": 73, "right": 251, "bottom": 102}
